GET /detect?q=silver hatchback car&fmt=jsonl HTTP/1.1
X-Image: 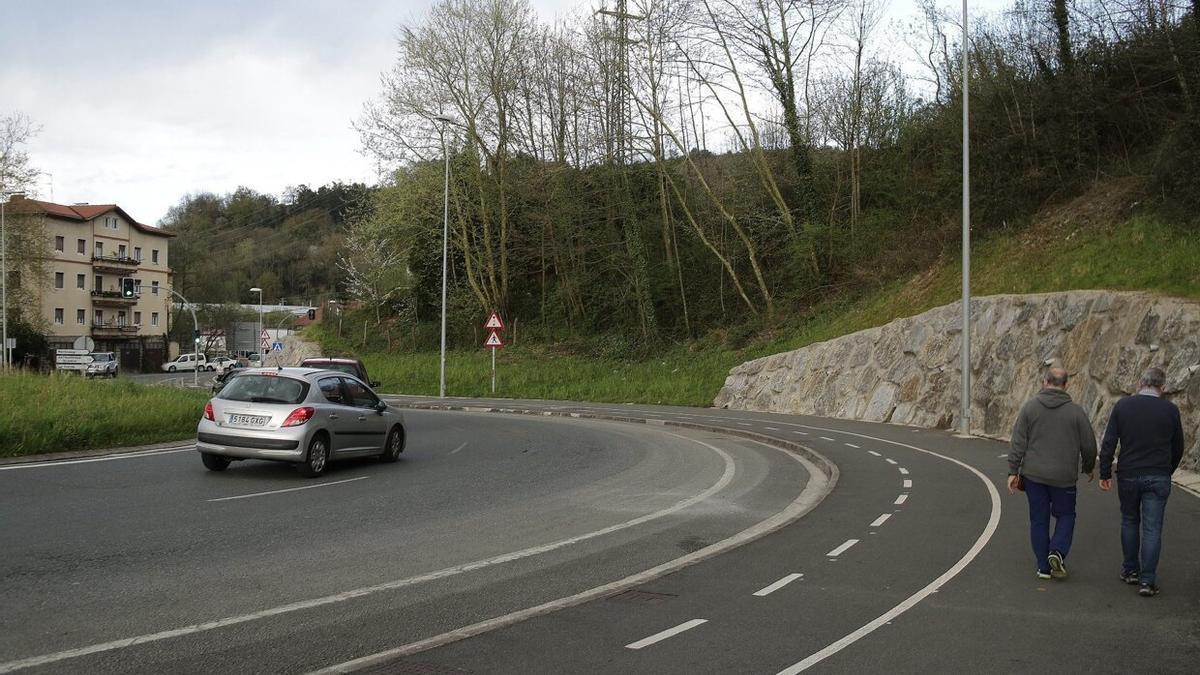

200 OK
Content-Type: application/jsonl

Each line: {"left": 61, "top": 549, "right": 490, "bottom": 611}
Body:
{"left": 196, "top": 368, "right": 405, "bottom": 477}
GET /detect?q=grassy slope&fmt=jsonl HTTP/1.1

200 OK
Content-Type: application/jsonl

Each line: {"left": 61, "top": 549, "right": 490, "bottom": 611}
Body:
{"left": 0, "top": 373, "right": 210, "bottom": 458}
{"left": 318, "top": 209, "right": 1200, "bottom": 406}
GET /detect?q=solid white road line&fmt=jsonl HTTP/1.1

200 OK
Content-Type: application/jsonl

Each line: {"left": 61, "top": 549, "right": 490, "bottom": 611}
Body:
{"left": 898, "top": 467, "right": 909, "bottom": 475}
{"left": 625, "top": 619, "right": 708, "bottom": 650}
{"left": 0, "top": 446, "right": 194, "bottom": 471}
{"left": 207, "top": 477, "right": 369, "bottom": 503}
{"left": 998, "top": 453, "right": 1008, "bottom": 458}
{"left": 826, "top": 539, "right": 859, "bottom": 557}
{"left": 450, "top": 442, "right": 468, "bottom": 455}
{"left": 867, "top": 451, "right": 881, "bottom": 457}
{"left": 844, "top": 443, "right": 860, "bottom": 449}
{"left": 869, "top": 514, "right": 891, "bottom": 528}
{"left": 753, "top": 573, "right": 804, "bottom": 597}
{"left": 894, "top": 494, "right": 908, "bottom": 505}
{"left": 885, "top": 458, "right": 898, "bottom": 465}
{"left": 903, "top": 479, "right": 913, "bottom": 488}
{"left": 311, "top": 438, "right": 835, "bottom": 674}
{"left": 819, "top": 436, "right": 835, "bottom": 441}
{"left": 0, "top": 432, "right": 741, "bottom": 675}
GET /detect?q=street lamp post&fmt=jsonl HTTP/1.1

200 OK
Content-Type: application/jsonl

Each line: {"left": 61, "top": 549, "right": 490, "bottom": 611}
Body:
{"left": 433, "top": 114, "right": 458, "bottom": 399}
{"left": 250, "top": 287, "right": 263, "bottom": 367}
{"left": 1, "top": 191, "right": 27, "bottom": 371}
{"left": 960, "top": 0, "right": 972, "bottom": 437}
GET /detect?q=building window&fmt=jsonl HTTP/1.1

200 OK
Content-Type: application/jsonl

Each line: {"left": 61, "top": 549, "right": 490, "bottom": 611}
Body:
{"left": 152, "top": 249, "right": 159, "bottom": 264}
{"left": 76, "top": 274, "right": 85, "bottom": 289}
{"left": 151, "top": 280, "right": 159, "bottom": 295}
{"left": 95, "top": 275, "right": 103, "bottom": 291}
{"left": 77, "top": 238, "right": 86, "bottom": 254}
{"left": 95, "top": 309, "right": 104, "bottom": 324}
{"left": 76, "top": 309, "right": 85, "bottom": 324}
{"left": 117, "top": 311, "right": 127, "bottom": 327}
{"left": 134, "top": 247, "right": 141, "bottom": 261}
{"left": 55, "top": 272, "right": 64, "bottom": 289}
{"left": 118, "top": 244, "right": 127, "bottom": 258}
{"left": 54, "top": 308, "right": 64, "bottom": 324}
{"left": 95, "top": 241, "right": 103, "bottom": 257}
{"left": 55, "top": 236, "right": 64, "bottom": 252}
{"left": 134, "top": 311, "right": 142, "bottom": 325}
{"left": 151, "top": 312, "right": 159, "bottom": 327}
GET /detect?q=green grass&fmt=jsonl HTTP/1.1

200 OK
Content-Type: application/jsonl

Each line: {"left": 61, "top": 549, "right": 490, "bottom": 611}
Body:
{"left": 322, "top": 215, "right": 1200, "bottom": 406}
{"left": 0, "top": 373, "right": 210, "bottom": 458}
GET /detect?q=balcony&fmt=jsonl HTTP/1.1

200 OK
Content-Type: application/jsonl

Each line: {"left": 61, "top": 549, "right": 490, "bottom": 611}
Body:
{"left": 92, "top": 254, "right": 140, "bottom": 274}
{"left": 90, "top": 290, "right": 138, "bottom": 307}
{"left": 91, "top": 320, "right": 140, "bottom": 337}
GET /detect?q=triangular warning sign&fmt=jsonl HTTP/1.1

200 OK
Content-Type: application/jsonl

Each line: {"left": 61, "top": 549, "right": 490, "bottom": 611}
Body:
{"left": 485, "top": 330, "right": 504, "bottom": 348}
{"left": 484, "top": 311, "right": 504, "bottom": 330}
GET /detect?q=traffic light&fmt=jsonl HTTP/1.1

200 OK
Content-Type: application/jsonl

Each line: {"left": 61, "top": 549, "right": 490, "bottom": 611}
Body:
{"left": 121, "top": 278, "right": 136, "bottom": 298}
{"left": 193, "top": 330, "right": 201, "bottom": 346}
{"left": 307, "top": 308, "right": 316, "bottom": 320}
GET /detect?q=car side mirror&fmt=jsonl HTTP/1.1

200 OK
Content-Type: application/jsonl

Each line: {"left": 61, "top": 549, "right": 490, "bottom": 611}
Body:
{"left": 370, "top": 381, "right": 380, "bottom": 389}
{"left": 374, "top": 401, "right": 387, "bottom": 414}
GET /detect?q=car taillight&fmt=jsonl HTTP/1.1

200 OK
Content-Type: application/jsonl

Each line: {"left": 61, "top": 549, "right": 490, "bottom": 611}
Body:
{"left": 203, "top": 402, "right": 214, "bottom": 421}
{"left": 282, "top": 406, "right": 315, "bottom": 427}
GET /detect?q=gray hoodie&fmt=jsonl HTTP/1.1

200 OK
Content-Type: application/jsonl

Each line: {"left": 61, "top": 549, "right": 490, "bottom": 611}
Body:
{"left": 1008, "top": 388, "right": 1097, "bottom": 488}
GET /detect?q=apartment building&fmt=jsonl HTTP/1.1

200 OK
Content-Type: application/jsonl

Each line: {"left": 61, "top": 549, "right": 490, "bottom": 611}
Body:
{"left": 8, "top": 197, "right": 174, "bottom": 368}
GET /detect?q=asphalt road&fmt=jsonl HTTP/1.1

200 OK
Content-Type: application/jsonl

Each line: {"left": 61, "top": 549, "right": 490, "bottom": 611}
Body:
{"left": 1, "top": 399, "right": 1197, "bottom": 674}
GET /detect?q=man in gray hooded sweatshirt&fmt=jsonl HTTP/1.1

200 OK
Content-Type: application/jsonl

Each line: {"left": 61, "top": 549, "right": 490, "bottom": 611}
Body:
{"left": 1008, "top": 367, "right": 1097, "bottom": 580}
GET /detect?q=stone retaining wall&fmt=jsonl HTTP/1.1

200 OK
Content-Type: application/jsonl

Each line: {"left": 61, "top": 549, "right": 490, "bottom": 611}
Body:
{"left": 714, "top": 291, "right": 1200, "bottom": 471}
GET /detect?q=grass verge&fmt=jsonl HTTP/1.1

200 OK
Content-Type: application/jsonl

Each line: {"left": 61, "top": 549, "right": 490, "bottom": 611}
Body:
{"left": 313, "top": 214, "right": 1198, "bottom": 406}
{"left": 0, "top": 373, "right": 210, "bottom": 458}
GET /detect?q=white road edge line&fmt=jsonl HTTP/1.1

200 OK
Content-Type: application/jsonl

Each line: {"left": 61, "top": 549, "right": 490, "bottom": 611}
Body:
{"left": 753, "top": 573, "right": 804, "bottom": 597}
{"left": 207, "top": 477, "right": 370, "bottom": 503}
{"left": 869, "top": 514, "right": 891, "bottom": 528}
{"left": 0, "top": 446, "right": 194, "bottom": 471}
{"left": 625, "top": 619, "right": 708, "bottom": 650}
{"left": 0, "top": 431, "right": 744, "bottom": 675}
{"left": 894, "top": 494, "right": 908, "bottom": 505}
{"left": 776, "top": 425, "right": 1002, "bottom": 674}
{"left": 826, "top": 539, "right": 859, "bottom": 557}
{"left": 307, "top": 438, "right": 834, "bottom": 674}
{"left": 450, "top": 442, "right": 468, "bottom": 455}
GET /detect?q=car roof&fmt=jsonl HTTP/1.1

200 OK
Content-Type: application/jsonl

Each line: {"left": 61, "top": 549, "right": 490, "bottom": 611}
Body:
{"left": 237, "top": 367, "right": 365, "bottom": 382}
{"left": 301, "top": 357, "right": 363, "bottom": 364}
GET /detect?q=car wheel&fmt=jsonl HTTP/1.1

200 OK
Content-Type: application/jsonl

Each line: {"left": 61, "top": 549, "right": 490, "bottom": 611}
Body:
{"left": 168, "top": 365, "right": 177, "bottom": 372}
{"left": 380, "top": 425, "right": 405, "bottom": 462}
{"left": 297, "top": 434, "right": 329, "bottom": 477}
{"left": 200, "top": 453, "right": 231, "bottom": 472}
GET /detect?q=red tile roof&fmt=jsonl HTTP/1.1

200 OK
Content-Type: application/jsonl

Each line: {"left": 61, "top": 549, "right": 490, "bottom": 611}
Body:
{"left": 8, "top": 197, "right": 175, "bottom": 237}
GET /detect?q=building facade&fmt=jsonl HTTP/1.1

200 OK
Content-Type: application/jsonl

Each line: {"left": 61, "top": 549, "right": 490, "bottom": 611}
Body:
{"left": 9, "top": 197, "right": 174, "bottom": 370}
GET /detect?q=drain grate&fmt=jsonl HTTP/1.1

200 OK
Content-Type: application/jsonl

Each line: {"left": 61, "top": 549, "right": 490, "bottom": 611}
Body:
{"left": 608, "top": 589, "right": 678, "bottom": 604}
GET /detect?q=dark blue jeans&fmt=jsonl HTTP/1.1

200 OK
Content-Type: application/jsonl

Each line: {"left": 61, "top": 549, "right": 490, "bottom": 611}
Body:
{"left": 1117, "top": 474, "right": 1172, "bottom": 585}
{"left": 1024, "top": 479, "right": 1077, "bottom": 572}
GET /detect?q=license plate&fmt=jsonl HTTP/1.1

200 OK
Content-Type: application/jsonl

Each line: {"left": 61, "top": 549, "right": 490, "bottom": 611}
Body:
{"left": 227, "top": 414, "right": 268, "bottom": 427}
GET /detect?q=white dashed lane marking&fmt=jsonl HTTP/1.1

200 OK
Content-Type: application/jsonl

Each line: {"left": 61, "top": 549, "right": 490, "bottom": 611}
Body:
{"left": 898, "top": 468, "right": 909, "bottom": 475}
{"left": 885, "top": 458, "right": 898, "bottom": 465}
{"left": 844, "top": 443, "right": 860, "bottom": 449}
{"left": 868, "top": 451, "right": 882, "bottom": 457}
{"left": 765, "top": 426, "right": 780, "bottom": 431}
{"left": 894, "top": 494, "right": 909, "bottom": 505}
{"left": 903, "top": 479, "right": 913, "bottom": 488}
{"left": 820, "top": 437, "right": 836, "bottom": 442}
{"left": 870, "top": 514, "right": 892, "bottom": 528}
{"left": 753, "top": 573, "right": 804, "bottom": 597}
{"left": 625, "top": 619, "right": 708, "bottom": 650}
{"left": 826, "top": 539, "right": 859, "bottom": 557}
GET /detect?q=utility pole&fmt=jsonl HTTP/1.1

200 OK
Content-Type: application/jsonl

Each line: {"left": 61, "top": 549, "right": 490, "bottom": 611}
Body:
{"left": 960, "top": 0, "right": 972, "bottom": 437}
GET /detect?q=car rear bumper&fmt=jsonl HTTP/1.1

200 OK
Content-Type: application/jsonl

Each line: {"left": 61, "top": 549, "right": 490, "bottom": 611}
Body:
{"left": 195, "top": 423, "right": 309, "bottom": 462}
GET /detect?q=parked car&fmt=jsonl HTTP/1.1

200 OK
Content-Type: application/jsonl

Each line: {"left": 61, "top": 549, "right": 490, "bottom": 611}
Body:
{"left": 85, "top": 352, "right": 118, "bottom": 378}
{"left": 209, "top": 356, "right": 238, "bottom": 372}
{"left": 196, "top": 368, "right": 405, "bottom": 477}
{"left": 161, "top": 353, "right": 207, "bottom": 373}
{"left": 210, "top": 363, "right": 246, "bottom": 394}
{"left": 299, "top": 357, "right": 379, "bottom": 389}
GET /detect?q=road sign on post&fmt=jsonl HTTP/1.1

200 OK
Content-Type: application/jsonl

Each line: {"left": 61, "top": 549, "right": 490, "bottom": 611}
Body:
{"left": 484, "top": 311, "right": 504, "bottom": 331}
{"left": 483, "top": 310, "right": 506, "bottom": 394}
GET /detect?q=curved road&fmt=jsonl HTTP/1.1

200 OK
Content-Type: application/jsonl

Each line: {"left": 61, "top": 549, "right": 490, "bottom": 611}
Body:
{"left": 0, "top": 398, "right": 1197, "bottom": 673}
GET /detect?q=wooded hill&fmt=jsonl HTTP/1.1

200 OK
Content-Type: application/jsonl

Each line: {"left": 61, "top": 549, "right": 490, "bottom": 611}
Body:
{"left": 169, "top": 0, "right": 1200, "bottom": 355}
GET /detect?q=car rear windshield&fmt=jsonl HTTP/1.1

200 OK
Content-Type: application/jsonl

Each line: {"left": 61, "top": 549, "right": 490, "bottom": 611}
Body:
{"left": 218, "top": 374, "right": 309, "bottom": 404}
{"left": 90, "top": 353, "right": 112, "bottom": 362}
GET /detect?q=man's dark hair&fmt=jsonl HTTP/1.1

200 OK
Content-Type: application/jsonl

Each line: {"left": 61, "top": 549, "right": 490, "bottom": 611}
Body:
{"left": 1045, "top": 367, "right": 1069, "bottom": 387}
{"left": 1139, "top": 367, "right": 1167, "bottom": 389}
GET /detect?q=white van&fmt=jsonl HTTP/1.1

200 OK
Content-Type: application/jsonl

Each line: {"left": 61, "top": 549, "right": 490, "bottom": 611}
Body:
{"left": 161, "top": 353, "right": 208, "bottom": 372}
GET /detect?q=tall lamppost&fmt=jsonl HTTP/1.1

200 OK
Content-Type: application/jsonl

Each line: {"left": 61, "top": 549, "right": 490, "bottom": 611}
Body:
{"left": 433, "top": 113, "right": 458, "bottom": 398}
{"left": 960, "top": 0, "right": 972, "bottom": 436}
{"left": 250, "top": 286, "right": 263, "bottom": 366}
{"left": 1, "top": 190, "right": 27, "bottom": 371}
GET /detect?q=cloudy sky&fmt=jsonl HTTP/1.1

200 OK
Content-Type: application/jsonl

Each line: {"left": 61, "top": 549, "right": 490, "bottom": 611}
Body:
{"left": 2, "top": 0, "right": 1006, "bottom": 226}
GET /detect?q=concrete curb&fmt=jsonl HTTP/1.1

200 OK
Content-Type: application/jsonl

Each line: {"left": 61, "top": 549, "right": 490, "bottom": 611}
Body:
{"left": 1173, "top": 468, "right": 1200, "bottom": 499}
{"left": 0, "top": 438, "right": 194, "bottom": 466}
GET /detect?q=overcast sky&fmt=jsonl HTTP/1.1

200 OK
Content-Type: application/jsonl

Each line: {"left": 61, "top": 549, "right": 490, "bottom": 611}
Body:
{"left": 1, "top": 0, "right": 1008, "bottom": 226}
